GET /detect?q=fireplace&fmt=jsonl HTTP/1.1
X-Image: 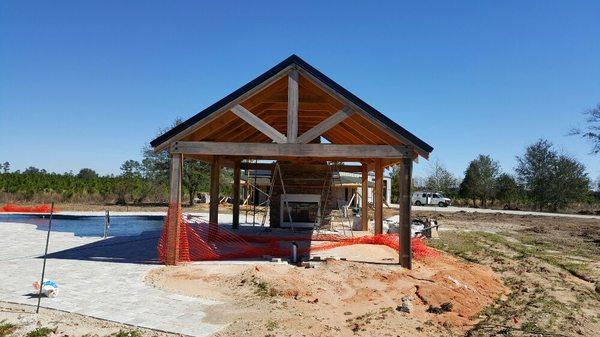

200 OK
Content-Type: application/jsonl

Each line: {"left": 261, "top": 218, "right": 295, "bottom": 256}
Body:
{"left": 269, "top": 162, "right": 332, "bottom": 228}
{"left": 280, "top": 194, "right": 321, "bottom": 228}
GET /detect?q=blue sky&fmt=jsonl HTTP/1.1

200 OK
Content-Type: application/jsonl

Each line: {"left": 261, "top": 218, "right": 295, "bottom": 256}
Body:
{"left": 1, "top": 1, "right": 599, "bottom": 181}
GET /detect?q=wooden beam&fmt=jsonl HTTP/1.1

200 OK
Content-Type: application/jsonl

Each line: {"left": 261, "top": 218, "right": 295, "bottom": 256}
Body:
{"left": 209, "top": 156, "right": 221, "bottom": 239}
{"left": 240, "top": 162, "right": 364, "bottom": 172}
{"left": 232, "top": 159, "right": 241, "bottom": 229}
{"left": 172, "top": 141, "right": 412, "bottom": 159}
{"left": 231, "top": 105, "right": 287, "bottom": 143}
{"left": 361, "top": 163, "right": 369, "bottom": 231}
{"left": 287, "top": 70, "right": 299, "bottom": 143}
{"left": 296, "top": 107, "right": 353, "bottom": 144}
{"left": 154, "top": 65, "right": 294, "bottom": 152}
{"left": 166, "top": 153, "right": 183, "bottom": 265}
{"left": 374, "top": 159, "right": 383, "bottom": 235}
{"left": 399, "top": 157, "right": 413, "bottom": 269}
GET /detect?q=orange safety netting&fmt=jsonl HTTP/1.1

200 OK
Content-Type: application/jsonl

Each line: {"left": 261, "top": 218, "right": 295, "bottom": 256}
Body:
{"left": 158, "top": 205, "right": 439, "bottom": 263}
{"left": 0, "top": 203, "right": 58, "bottom": 213}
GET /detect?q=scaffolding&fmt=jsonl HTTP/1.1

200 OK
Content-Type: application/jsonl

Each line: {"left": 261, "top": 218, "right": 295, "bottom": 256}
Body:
{"left": 243, "top": 161, "right": 357, "bottom": 236}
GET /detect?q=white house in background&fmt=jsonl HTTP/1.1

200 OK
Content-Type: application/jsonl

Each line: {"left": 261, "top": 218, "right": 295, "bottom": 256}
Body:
{"left": 334, "top": 171, "right": 392, "bottom": 207}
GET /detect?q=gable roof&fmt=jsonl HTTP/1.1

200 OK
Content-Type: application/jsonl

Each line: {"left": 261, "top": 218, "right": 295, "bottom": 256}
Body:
{"left": 150, "top": 54, "right": 433, "bottom": 155}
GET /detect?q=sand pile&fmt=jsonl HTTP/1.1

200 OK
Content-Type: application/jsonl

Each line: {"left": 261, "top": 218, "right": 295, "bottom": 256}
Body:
{"left": 146, "top": 244, "right": 506, "bottom": 336}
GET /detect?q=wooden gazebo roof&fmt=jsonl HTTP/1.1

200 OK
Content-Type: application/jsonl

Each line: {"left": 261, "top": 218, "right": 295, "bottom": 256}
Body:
{"left": 150, "top": 54, "right": 433, "bottom": 164}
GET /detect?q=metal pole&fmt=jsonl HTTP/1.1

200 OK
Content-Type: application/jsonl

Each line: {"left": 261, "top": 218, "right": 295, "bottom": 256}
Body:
{"left": 36, "top": 202, "right": 54, "bottom": 313}
{"left": 103, "top": 210, "right": 110, "bottom": 238}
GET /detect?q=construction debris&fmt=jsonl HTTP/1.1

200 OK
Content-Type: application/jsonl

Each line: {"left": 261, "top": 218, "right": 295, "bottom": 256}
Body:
{"left": 426, "top": 302, "right": 453, "bottom": 314}
{"left": 33, "top": 279, "right": 59, "bottom": 298}
{"left": 396, "top": 296, "right": 413, "bottom": 313}
{"left": 300, "top": 261, "right": 318, "bottom": 268}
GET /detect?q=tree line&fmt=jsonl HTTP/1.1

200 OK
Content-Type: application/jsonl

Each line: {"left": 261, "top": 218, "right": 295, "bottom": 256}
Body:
{"left": 0, "top": 120, "right": 232, "bottom": 206}
{"left": 0, "top": 153, "right": 232, "bottom": 206}
{"left": 1, "top": 110, "right": 598, "bottom": 212}
{"left": 391, "top": 139, "right": 599, "bottom": 212}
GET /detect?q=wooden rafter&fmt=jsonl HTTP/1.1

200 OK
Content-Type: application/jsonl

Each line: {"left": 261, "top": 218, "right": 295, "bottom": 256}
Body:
{"left": 297, "top": 107, "right": 353, "bottom": 144}
{"left": 154, "top": 65, "right": 293, "bottom": 152}
{"left": 231, "top": 104, "right": 287, "bottom": 143}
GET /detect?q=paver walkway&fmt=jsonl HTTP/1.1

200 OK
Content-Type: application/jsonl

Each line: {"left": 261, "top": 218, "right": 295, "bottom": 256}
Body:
{"left": 0, "top": 221, "right": 224, "bottom": 336}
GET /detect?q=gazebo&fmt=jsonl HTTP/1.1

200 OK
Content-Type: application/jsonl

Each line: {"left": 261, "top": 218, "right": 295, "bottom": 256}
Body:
{"left": 150, "top": 55, "right": 433, "bottom": 268}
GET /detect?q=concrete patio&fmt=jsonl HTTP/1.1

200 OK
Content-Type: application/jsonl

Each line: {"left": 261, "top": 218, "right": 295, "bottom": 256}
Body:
{"left": 0, "top": 220, "right": 224, "bottom": 336}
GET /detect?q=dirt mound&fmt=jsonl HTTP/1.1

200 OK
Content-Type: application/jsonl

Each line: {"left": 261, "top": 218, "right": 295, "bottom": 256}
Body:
{"left": 146, "top": 245, "right": 506, "bottom": 336}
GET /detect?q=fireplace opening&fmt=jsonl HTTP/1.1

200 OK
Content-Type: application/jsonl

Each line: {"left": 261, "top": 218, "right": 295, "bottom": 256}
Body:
{"left": 280, "top": 194, "right": 321, "bottom": 228}
{"left": 283, "top": 202, "right": 319, "bottom": 223}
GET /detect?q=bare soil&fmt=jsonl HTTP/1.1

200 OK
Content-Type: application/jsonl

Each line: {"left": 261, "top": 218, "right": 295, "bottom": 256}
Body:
{"left": 146, "top": 244, "right": 506, "bottom": 337}
{"left": 0, "top": 302, "right": 172, "bottom": 337}
{"left": 420, "top": 211, "right": 600, "bottom": 336}
{"left": 3, "top": 210, "right": 598, "bottom": 337}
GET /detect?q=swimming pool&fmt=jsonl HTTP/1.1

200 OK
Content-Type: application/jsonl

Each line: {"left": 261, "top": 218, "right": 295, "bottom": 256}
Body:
{"left": 0, "top": 214, "right": 164, "bottom": 237}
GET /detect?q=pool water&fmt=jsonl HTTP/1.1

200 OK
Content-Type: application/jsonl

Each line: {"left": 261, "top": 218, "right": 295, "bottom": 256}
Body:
{"left": 0, "top": 214, "right": 164, "bottom": 237}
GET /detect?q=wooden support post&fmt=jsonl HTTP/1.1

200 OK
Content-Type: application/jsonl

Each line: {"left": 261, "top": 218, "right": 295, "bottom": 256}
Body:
{"left": 399, "top": 157, "right": 413, "bottom": 269}
{"left": 209, "top": 156, "right": 221, "bottom": 238}
{"left": 287, "top": 69, "right": 299, "bottom": 143}
{"left": 374, "top": 159, "right": 383, "bottom": 235}
{"left": 232, "top": 159, "right": 241, "bottom": 229}
{"left": 361, "top": 163, "right": 369, "bottom": 231}
{"left": 166, "top": 153, "right": 183, "bottom": 265}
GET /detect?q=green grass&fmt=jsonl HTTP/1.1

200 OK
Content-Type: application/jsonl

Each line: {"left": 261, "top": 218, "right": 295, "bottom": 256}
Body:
{"left": 435, "top": 229, "right": 597, "bottom": 336}
{"left": 253, "top": 280, "right": 278, "bottom": 297}
{"left": 26, "top": 327, "right": 55, "bottom": 337}
{"left": 266, "top": 320, "right": 278, "bottom": 331}
{"left": 429, "top": 231, "right": 510, "bottom": 263}
{"left": 428, "top": 231, "right": 486, "bottom": 262}
{"left": 0, "top": 321, "right": 18, "bottom": 337}
{"left": 111, "top": 330, "right": 142, "bottom": 337}
{"left": 435, "top": 230, "right": 597, "bottom": 286}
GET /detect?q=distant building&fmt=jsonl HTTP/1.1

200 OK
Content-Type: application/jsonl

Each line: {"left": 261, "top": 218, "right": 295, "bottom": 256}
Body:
{"left": 241, "top": 168, "right": 392, "bottom": 208}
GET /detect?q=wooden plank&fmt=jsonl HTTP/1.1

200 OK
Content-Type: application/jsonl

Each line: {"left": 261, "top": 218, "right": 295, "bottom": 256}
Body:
{"left": 287, "top": 70, "right": 299, "bottom": 143}
{"left": 398, "top": 157, "right": 413, "bottom": 269}
{"left": 323, "top": 117, "right": 369, "bottom": 145}
{"left": 154, "top": 65, "right": 294, "bottom": 152}
{"left": 172, "top": 141, "right": 412, "bottom": 159}
{"left": 231, "top": 104, "right": 287, "bottom": 143}
{"left": 361, "top": 163, "right": 369, "bottom": 231}
{"left": 209, "top": 156, "right": 221, "bottom": 238}
{"left": 166, "top": 153, "right": 183, "bottom": 265}
{"left": 297, "top": 107, "right": 353, "bottom": 144}
{"left": 374, "top": 159, "right": 383, "bottom": 235}
{"left": 232, "top": 159, "right": 241, "bottom": 229}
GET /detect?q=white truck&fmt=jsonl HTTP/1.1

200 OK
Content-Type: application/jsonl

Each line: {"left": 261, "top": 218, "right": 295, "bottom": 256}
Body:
{"left": 411, "top": 192, "right": 451, "bottom": 207}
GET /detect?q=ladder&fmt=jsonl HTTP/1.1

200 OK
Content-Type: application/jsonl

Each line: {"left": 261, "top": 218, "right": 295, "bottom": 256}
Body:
{"left": 314, "top": 162, "right": 354, "bottom": 236}
{"left": 259, "top": 162, "right": 294, "bottom": 231}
